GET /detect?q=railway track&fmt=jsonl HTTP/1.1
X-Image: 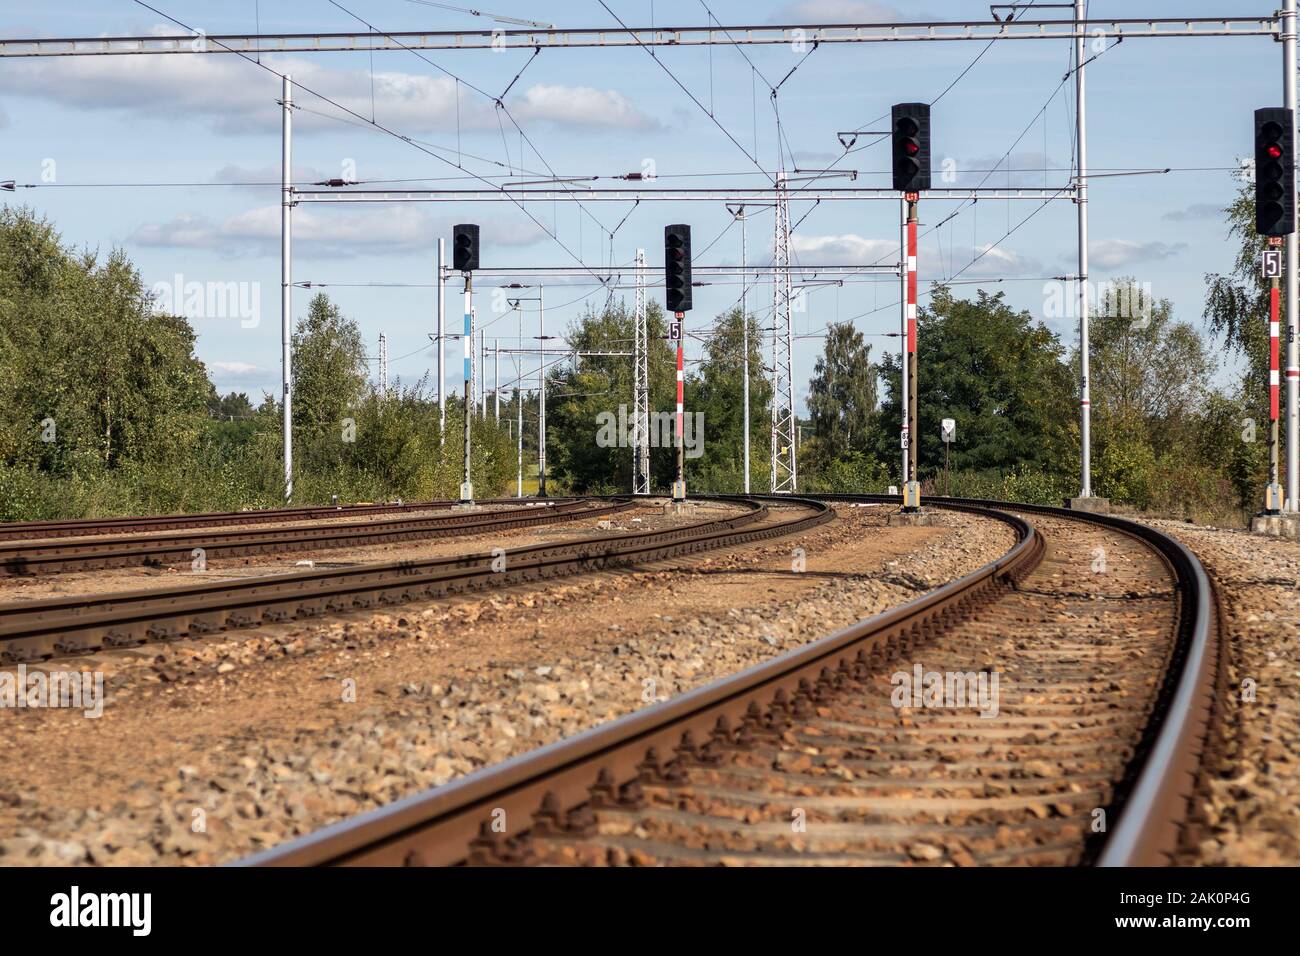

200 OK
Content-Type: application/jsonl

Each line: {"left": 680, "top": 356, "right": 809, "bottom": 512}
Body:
{"left": 241, "top": 495, "right": 1218, "bottom": 868}
{"left": 0, "top": 497, "right": 609, "bottom": 576}
{"left": 0, "top": 495, "right": 832, "bottom": 664}
{"left": 0, "top": 498, "right": 469, "bottom": 542}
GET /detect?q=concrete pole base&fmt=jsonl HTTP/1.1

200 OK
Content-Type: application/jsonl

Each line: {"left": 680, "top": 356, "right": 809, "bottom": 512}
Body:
{"left": 455, "top": 480, "right": 479, "bottom": 510}
{"left": 1065, "top": 496, "right": 1111, "bottom": 513}
{"left": 1251, "top": 513, "right": 1300, "bottom": 538}
{"left": 887, "top": 510, "right": 936, "bottom": 526}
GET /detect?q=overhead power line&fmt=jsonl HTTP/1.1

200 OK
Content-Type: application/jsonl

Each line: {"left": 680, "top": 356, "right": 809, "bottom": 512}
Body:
{"left": 128, "top": 0, "right": 614, "bottom": 287}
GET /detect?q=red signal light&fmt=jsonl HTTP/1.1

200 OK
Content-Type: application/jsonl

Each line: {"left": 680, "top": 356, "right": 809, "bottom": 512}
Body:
{"left": 905, "top": 141, "right": 920, "bottom": 155}
{"left": 1268, "top": 144, "right": 1284, "bottom": 158}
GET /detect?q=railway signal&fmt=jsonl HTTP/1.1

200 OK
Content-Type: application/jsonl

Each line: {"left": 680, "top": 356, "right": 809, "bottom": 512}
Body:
{"left": 453, "top": 222, "right": 480, "bottom": 271}
{"left": 454, "top": 223, "right": 480, "bottom": 504}
{"left": 664, "top": 225, "right": 692, "bottom": 501}
{"left": 891, "top": 103, "right": 931, "bottom": 193}
{"left": 664, "top": 223, "right": 693, "bottom": 314}
{"left": 1253, "top": 107, "right": 1294, "bottom": 515}
{"left": 1254, "top": 108, "right": 1295, "bottom": 237}
{"left": 890, "top": 104, "right": 930, "bottom": 514}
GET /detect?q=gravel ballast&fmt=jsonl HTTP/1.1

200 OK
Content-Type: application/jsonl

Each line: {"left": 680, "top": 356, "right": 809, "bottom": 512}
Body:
{"left": 0, "top": 505, "right": 1013, "bottom": 866}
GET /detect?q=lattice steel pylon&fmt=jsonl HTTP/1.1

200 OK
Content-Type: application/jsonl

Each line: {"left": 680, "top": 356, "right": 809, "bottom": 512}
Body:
{"left": 770, "top": 171, "right": 797, "bottom": 493}
{"left": 633, "top": 248, "right": 651, "bottom": 495}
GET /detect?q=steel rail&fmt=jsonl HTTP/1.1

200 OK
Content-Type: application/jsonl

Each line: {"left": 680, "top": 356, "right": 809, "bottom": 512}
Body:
{"left": 0, "top": 497, "right": 566, "bottom": 542}
{"left": 240, "top": 494, "right": 1215, "bottom": 868}
{"left": 0, "top": 498, "right": 613, "bottom": 576}
{"left": 804, "top": 493, "right": 1220, "bottom": 866}
{"left": 241, "top": 497, "right": 1037, "bottom": 866}
{"left": 0, "top": 496, "right": 831, "bottom": 665}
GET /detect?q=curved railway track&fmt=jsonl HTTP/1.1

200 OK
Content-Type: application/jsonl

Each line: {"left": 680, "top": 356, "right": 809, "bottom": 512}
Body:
{"left": 0, "top": 498, "right": 474, "bottom": 541}
{"left": 0, "top": 497, "right": 612, "bottom": 576}
{"left": 0, "top": 495, "right": 832, "bottom": 664}
{"left": 239, "top": 495, "right": 1218, "bottom": 868}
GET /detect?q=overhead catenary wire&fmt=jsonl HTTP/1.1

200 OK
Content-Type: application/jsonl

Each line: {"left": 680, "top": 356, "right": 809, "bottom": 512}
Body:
{"left": 134, "top": 2, "right": 616, "bottom": 294}
{"left": 321, "top": 0, "right": 617, "bottom": 273}
{"left": 596, "top": 0, "right": 773, "bottom": 184}
{"left": 95, "top": 3, "right": 1144, "bottom": 399}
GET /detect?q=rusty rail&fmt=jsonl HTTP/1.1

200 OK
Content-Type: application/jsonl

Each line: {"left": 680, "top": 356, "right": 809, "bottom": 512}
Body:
{"left": 239, "top": 495, "right": 1215, "bottom": 868}
{"left": 790, "top": 493, "right": 1220, "bottom": 866}
{"left": 0, "top": 496, "right": 831, "bottom": 665}
{"left": 0, "top": 497, "right": 611, "bottom": 575}
{"left": 241, "top": 497, "right": 1037, "bottom": 866}
{"left": 0, "top": 496, "right": 585, "bottom": 541}
{"left": 0, "top": 499, "right": 451, "bottom": 541}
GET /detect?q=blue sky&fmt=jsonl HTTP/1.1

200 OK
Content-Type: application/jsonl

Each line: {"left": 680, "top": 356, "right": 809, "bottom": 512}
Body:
{"left": 0, "top": 1, "right": 1281, "bottom": 409}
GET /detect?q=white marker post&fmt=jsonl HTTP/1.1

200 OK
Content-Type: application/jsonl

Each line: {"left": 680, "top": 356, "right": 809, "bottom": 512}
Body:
{"left": 941, "top": 417, "right": 956, "bottom": 498}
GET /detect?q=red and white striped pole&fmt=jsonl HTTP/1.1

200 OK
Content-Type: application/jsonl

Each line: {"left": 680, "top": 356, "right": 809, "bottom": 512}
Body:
{"left": 673, "top": 312, "right": 686, "bottom": 500}
{"left": 903, "top": 194, "right": 921, "bottom": 510}
{"left": 1272, "top": 283, "right": 1282, "bottom": 424}
{"left": 1267, "top": 269, "right": 1284, "bottom": 512}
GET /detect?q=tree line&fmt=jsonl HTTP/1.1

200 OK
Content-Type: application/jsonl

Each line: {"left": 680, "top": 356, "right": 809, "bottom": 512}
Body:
{"left": 0, "top": 206, "right": 515, "bottom": 519}
{"left": 0, "top": 192, "right": 1277, "bottom": 522}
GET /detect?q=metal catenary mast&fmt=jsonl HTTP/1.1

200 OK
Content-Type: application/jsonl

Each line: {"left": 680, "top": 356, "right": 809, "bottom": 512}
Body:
{"left": 633, "top": 248, "right": 651, "bottom": 495}
{"left": 770, "top": 171, "right": 797, "bottom": 493}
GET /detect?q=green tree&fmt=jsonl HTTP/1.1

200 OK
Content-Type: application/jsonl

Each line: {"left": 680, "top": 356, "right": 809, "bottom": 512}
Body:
{"left": 0, "top": 206, "right": 210, "bottom": 476}
{"left": 208, "top": 391, "right": 254, "bottom": 420}
{"left": 1202, "top": 182, "right": 1279, "bottom": 508}
{"left": 291, "top": 292, "right": 367, "bottom": 455}
{"left": 872, "top": 286, "right": 1076, "bottom": 483}
{"left": 689, "top": 307, "right": 772, "bottom": 491}
{"left": 546, "top": 298, "right": 676, "bottom": 493}
{"left": 1089, "top": 283, "right": 1212, "bottom": 444}
{"left": 1203, "top": 185, "right": 1273, "bottom": 400}
{"left": 807, "top": 321, "right": 877, "bottom": 457}
{"left": 1085, "top": 283, "right": 1216, "bottom": 507}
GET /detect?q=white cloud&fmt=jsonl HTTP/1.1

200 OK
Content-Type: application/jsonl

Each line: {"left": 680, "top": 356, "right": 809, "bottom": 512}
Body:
{"left": 512, "top": 85, "right": 660, "bottom": 131}
{"left": 1086, "top": 239, "right": 1188, "bottom": 269}
{"left": 791, "top": 232, "right": 897, "bottom": 264}
{"left": 2, "top": 51, "right": 658, "bottom": 136}
{"left": 947, "top": 152, "right": 1062, "bottom": 188}
{"left": 212, "top": 163, "right": 329, "bottom": 186}
{"left": 789, "top": 232, "right": 1043, "bottom": 278}
{"left": 131, "top": 204, "right": 548, "bottom": 258}
{"left": 945, "top": 243, "right": 1043, "bottom": 278}
{"left": 1161, "top": 203, "right": 1221, "bottom": 223}
{"left": 771, "top": 1, "right": 910, "bottom": 22}
{"left": 792, "top": 150, "right": 842, "bottom": 166}
{"left": 133, "top": 213, "right": 218, "bottom": 249}
{"left": 208, "top": 360, "right": 268, "bottom": 381}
